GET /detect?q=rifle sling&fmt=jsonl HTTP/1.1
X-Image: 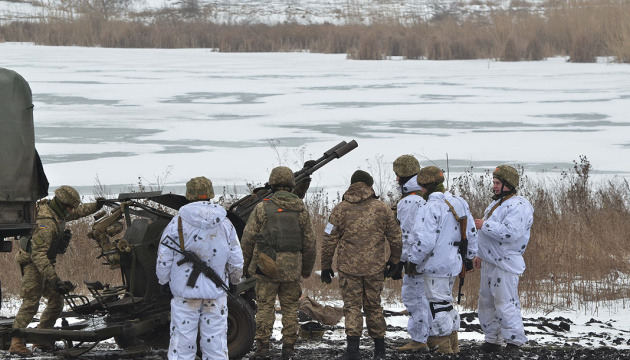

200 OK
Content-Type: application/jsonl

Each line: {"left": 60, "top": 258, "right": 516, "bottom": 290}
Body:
{"left": 444, "top": 199, "right": 468, "bottom": 279}
{"left": 178, "top": 217, "right": 203, "bottom": 288}
{"left": 485, "top": 193, "right": 515, "bottom": 220}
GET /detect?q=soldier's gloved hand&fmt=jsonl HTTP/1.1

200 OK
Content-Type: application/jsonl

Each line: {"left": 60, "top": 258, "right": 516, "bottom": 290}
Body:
{"left": 52, "top": 277, "right": 76, "bottom": 294}
{"left": 465, "top": 258, "right": 474, "bottom": 272}
{"left": 391, "top": 261, "right": 405, "bottom": 280}
{"left": 229, "top": 283, "right": 238, "bottom": 295}
{"left": 160, "top": 283, "right": 173, "bottom": 298}
{"left": 303, "top": 160, "right": 317, "bottom": 168}
{"left": 384, "top": 261, "right": 399, "bottom": 279}
{"left": 320, "top": 268, "right": 335, "bottom": 284}
{"left": 95, "top": 197, "right": 106, "bottom": 210}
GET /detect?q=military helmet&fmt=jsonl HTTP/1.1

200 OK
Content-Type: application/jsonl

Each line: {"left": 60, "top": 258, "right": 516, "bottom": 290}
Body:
{"left": 416, "top": 166, "right": 444, "bottom": 185}
{"left": 54, "top": 185, "right": 81, "bottom": 208}
{"left": 493, "top": 165, "right": 519, "bottom": 189}
{"left": 393, "top": 155, "right": 420, "bottom": 178}
{"left": 268, "top": 166, "right": 295, "bottom": 188}
{"left": 186, "top": 176, "right": 214, "bottom": 201}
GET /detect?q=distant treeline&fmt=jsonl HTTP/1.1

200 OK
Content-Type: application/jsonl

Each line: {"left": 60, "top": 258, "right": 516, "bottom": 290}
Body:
{"left": 0, "top": 0, "right": 629, "bottom": 62}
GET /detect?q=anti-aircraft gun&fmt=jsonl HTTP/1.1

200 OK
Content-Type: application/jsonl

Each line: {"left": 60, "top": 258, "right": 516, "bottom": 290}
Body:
{"left": 1, "top": 140, "right": 358, "bottom": 358}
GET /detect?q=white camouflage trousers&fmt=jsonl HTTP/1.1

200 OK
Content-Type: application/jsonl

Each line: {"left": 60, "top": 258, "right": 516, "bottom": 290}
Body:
{"left": 401, "top": 273, "right": 432, "bottom": 342}
{"left": 168, "top": 295, "right": 229, "bottom": 360}
{"left": 478, "top": 261, "right": 527, "bottom": 346}
{"left": 424, "top": 276, "right": 460, "bottom": 337}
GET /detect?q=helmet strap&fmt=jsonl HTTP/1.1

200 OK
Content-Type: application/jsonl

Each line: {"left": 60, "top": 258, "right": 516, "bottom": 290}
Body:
{"left": 398, "top": 175, "right": 414, "bottom": 186}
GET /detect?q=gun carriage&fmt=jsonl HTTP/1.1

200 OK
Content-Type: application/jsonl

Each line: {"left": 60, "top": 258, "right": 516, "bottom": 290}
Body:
{"left": 0, "top": 140, "right": 358, "bottom": 358}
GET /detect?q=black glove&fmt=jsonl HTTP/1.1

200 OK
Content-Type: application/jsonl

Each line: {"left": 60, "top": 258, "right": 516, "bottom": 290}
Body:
{"left": 57, "top": 229, "right": 72, "bottom": 254}
{"left": 160, "top": 283, "right": 173, "bottom": 298}
{"left": 384, "top": 261, "right": 399, "bottom": 279}
{"left": 320, "top": 268, "right": 335, "bottom": 284}
{"left": 52, "top": 276, "right": 76, "bottom": 294}
{"left": 391, "top": 261, "right": 405, "bottom": 280}
{"left": 303, "top": 160, "right": 317, "bottom": 168}
{"left": 229, "top": 283, "right": 238, "bottom": 295}
{"left": 95, "top": 197, "right": 106, "bottom": 210}
{"left": 465, "top": 258, "right": 474, "bottom": 272}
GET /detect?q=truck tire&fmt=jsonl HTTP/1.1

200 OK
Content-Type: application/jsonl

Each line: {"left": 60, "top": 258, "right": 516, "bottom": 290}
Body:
{"left": 227, "top": 295, "right": 256, "bottom": 359}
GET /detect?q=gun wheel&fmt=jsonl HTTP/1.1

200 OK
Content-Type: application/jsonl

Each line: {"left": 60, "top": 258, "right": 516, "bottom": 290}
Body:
{"left": 226, "top": 295, "right": 256, "bottom": 359}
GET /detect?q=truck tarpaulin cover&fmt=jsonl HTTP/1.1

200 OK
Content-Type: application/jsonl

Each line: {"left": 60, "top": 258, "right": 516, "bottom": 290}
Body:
{"left": 0, "top": 67, "right": 48, "bottom": 202}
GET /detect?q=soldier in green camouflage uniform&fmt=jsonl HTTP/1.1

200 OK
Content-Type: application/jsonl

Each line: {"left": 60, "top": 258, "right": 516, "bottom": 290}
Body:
{"left": 321, "top": 170, "right": 403, "bottom": 360}
{"left": 241, "top": 166, "right": 317, "bottom": 360}
{"left": 9, "top": 186, "right": 103, "bottom": 356}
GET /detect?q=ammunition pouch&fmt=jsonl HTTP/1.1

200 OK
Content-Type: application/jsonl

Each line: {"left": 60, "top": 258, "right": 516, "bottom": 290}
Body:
{"left": 256, "top": 252, "right": 278, "bottom": 278}
{"left": 429, "top": 300, "right": 453, "bottom": 319}
{"left": 57, "top": 229, "right": 72, "bottom": 254}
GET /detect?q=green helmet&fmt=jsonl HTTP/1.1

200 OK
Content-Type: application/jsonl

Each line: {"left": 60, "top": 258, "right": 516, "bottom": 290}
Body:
{"left": 186, "top": 176, "right": 214, "bottom": 201}
{"left": 493, "top": 165, "right": 519, "bottom": 189}
{"left": 269, "top": 166, "right": 295, "bottom": 188}
{"left": 416, "top": 166, "right": 444, "bottom": 186}
{"left": 393, "top": 155, "right": 420, "bottom": 177}
{"left": 54, "top": 185, "right": 81, "bottom": 208}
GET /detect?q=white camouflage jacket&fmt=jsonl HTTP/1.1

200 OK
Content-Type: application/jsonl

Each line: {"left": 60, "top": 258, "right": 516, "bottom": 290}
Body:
{"left": 156, "top": 201, "right": 243, "bottom": 299}
{"left": 396, "top": 175, "right": 426, "bottom": 263}
{"left": 408, "top": 190, "right": 477, "bottom": 277}
{"left": 477, "top": 194, "right": 533, "bottom": 274}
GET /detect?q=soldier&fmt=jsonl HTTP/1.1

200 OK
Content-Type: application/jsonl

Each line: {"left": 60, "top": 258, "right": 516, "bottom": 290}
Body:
{"left": 10, "top": 186, "right": 104, "bottom": 355}
{"left": 473, "top": 165, "right": 533, "bottom": 353}
{"left": 390, "top": 155, "right": 432, "bottom": 353}
{"left": 321, "top": 170, "right": 402, "bottom": 360}
{"left": 241, "top": 166, "right": 317, "bottom": 360}
{"left": 156, "top": 176, "right": 244, "bottom": 360}
{"left": 408, "top": 166, "right": 477, "bottom": 354}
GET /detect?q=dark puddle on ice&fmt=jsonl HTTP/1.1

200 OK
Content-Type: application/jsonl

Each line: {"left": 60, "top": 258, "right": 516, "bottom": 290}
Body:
{"left": 160, "top": 92, "right": 279, "bottom": 104}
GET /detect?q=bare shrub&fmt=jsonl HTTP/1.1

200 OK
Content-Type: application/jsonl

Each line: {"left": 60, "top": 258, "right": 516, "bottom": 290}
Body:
{"left": 569, "top": 33, "right": 598, "bottom": 63}
{"left": 349, "top": 30, "right": 382, "bottom": 60}
{"left": 501, "top": 37, "right": 522, "bottom": 61}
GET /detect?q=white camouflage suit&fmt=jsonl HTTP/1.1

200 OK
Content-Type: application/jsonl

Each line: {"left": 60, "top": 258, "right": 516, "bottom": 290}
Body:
{"left": 477, "top": 195, "right": 533, "bottom": 346}
{"left": 396, "top": 176, "right": 431, "bottom": 343}
{"left": 409, "top": 190, "right": 477, "bottom": 337}
{"left": 156, "top": 201, "right": 244, "bottom": 360}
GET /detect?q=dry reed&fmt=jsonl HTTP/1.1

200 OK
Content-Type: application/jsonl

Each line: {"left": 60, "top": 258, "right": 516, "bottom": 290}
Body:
{"left": 1, "top": 0, "right": 629, "bottom": 62}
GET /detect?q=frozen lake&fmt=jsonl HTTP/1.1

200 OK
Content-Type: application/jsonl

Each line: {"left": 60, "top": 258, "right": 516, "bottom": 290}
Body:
{"left": 2, "top": 42, "right": 629, "bottom": 196}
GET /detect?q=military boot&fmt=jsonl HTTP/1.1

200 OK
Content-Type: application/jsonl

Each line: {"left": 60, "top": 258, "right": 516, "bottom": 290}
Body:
{"left": 338, "top": 336, "right": 360, "bottom": 360}
{"left": 373, "top": 337, "right": 385, "bottom": 360}
{"left": 449, "top": 331, "right": 460, "bottom": 353}
{"left": 427, "top": 334, "right": 453, "bottom": 354}
{"left": 9, "top": 337, "right": 32, "bottom": 356}
{"left": 397, "top": 340, "right": 428, "bottom": 352}
{"left": 281, "top": 339, "right": 295, "bottom": 359}
{"left": 252, "top": 339, "right": 270, "bottom": 359}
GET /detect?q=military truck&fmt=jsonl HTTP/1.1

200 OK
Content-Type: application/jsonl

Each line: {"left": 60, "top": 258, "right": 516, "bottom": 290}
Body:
{"left": 0, "top": 68, "right": 49, "bottom": 305}
{"left": 1, "top": 64, "right": 359, "bottom": 359}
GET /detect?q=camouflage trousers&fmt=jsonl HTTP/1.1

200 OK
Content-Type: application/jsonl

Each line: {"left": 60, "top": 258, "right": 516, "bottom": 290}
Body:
{"left": 13, "top": 262, "right": 63, "bottom": 330}
{"left": 339, "top": 271, "right": 386, "bottom": 338}
{"left": 255, "top": 279, "right": 301, "bottom": 344}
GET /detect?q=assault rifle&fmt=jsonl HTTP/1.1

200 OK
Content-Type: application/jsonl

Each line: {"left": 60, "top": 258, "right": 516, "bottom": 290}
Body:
{"left": 444, "top": 199, "right": 472, "bottom": 304}
{"left": 160, "top": 235, "right": 236, "bottom": 299}
{"left": 228, "top": 140, "right": 358, "bottom": 223}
